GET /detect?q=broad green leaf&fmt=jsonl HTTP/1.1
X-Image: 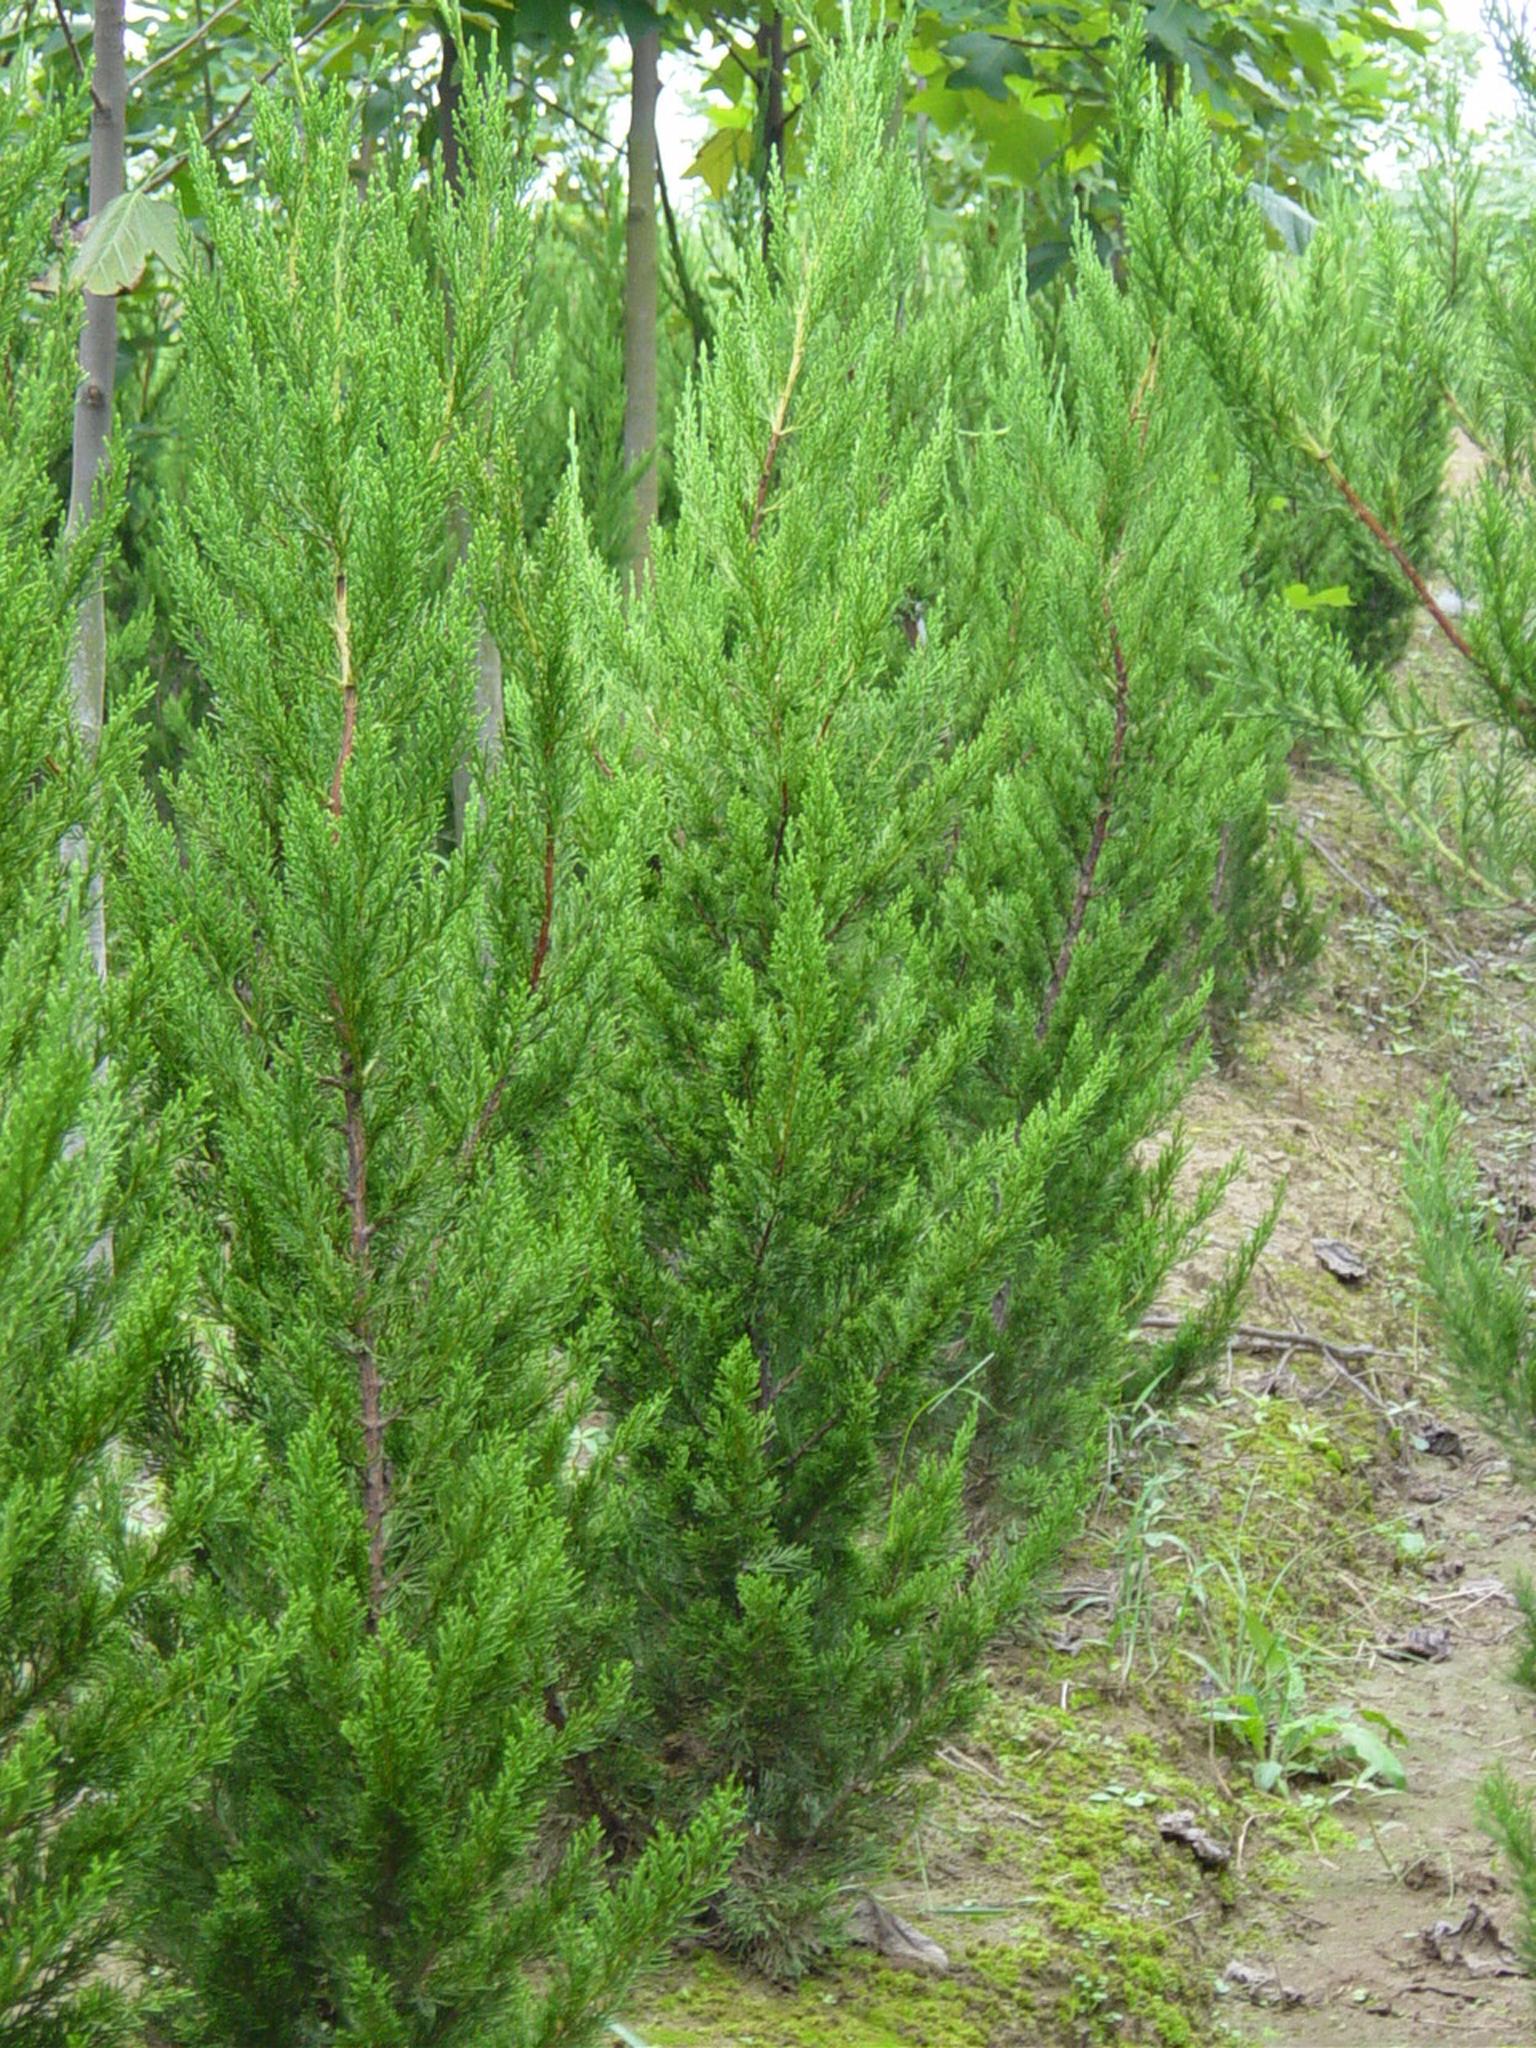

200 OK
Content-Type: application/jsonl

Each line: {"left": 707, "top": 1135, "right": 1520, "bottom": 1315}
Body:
{"left": 687, "top": 122, "right": 753, "bottom": 198}
{"left": 613, "top": 0, "right": 666, "bottom": 38}
{"left": 915, "top": 0, "right": 1001, "bottom": 25}
{"left": 1231, "top": 52, "right": 1295, "bottom": 106}
{"left": 1337, "top": 1720, "right": 1406, "bottom": 1789}
{"left": 72, "top": 188, "right": 183, "bottom": 294}
{"left": 1357, "top": 1706, "right": 1408, "bottom": 1743}
{"left": 1284, "top": 20, "right": 1334, "bottom": 74}
{"left": 942, "top": 31, "right": 1034, "bottom": 101}
{"left": 1144, "top": 0, "right": 1213, "bottom": 91}
{"left": 1026, "top": 239, "right": 1072, "bottom": 293}
{"left": 1282, "top": 581, "right": 1352, "bottom": 610}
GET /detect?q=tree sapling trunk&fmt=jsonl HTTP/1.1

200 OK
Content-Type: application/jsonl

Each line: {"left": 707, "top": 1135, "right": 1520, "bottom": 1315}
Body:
{"left": 66, "top": 0, "right": 125, "bottom": 986}
{"left": 623, "top": 25, "right": 660, "bottom": 585}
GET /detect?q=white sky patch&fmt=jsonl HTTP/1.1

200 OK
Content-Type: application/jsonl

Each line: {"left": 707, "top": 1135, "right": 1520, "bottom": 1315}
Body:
{"left": 1436, "top": 0, "right": 1520, "bottom": 125}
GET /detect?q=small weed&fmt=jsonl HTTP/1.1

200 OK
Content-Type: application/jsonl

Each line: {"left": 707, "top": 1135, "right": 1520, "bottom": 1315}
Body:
{"left": 1109, "top": 1454, "right": 1199, "bottom": 1685}
{"left": 1185, "top": 1558, "right": 1406, "bottom": 1795}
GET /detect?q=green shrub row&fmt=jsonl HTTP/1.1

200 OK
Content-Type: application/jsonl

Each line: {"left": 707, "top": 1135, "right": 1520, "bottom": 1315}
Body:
{"left": 0, "top": 30, "right": 1398, "bottom": 2045}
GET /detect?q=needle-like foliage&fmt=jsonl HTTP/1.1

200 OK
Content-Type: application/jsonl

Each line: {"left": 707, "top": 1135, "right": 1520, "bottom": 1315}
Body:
{"left": 929, "top": 235, "right": 1300, "bottom": 1498}
{"left": 570, "top": 22, "right": 1310, "bottom": 1975}
{"left": 582, "top": 27, "right": 1095, "bottom": 1977}
{"left": 1122, "top": 59, "right": 1450, "bottom": 667}
{"left": 0, "top": 65, "right": 255, "bottom": 2048}
{"left": 115, "top": 46, "right": 736, "bottom": 2047}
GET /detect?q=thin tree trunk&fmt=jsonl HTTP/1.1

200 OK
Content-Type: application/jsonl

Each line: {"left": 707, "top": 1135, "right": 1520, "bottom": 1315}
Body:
{"left": 438, "top": 31, "right": 505, "bottom": 841}
{"left": 757, "top": 11, "right": 785, "bottom": 267}
{"left": 66, "top": 0, "right": 125, "bottom": 987}
{"left": 452, "top": 608, "right": 505, "bottom": 841}
{"left": 62, "top": 0, "right": 124, "bottom": 1275}
{"left": 623, "top": 26, "right": 660, "bottom": 587}
{"left": 437, "top": 28, "right": 462, "bottom": 191}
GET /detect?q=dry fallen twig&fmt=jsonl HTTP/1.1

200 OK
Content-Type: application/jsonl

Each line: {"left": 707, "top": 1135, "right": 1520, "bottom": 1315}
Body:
{"left": 1140, "top": 1312, "right": 1382, "bottom": 1361}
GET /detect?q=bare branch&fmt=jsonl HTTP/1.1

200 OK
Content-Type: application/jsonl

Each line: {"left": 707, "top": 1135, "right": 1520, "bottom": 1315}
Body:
{"left": 127, "top": 0, "right": 242, "bottom": 95}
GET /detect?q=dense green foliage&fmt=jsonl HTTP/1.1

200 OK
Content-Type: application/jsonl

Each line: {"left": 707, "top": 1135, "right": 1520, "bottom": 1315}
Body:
{"left": 932, "top": 233, "right": 1301, "bottom": 1488}
{"left": 112, "top": 65, "right": 736, "bottom": 2046}
{"left": 1121, "top": 63, "right": 1451, "bottom": 669}
{"left": 591, "top": 40, "right": 1094, "bottom": 1969}
{"left": 1159, "top": 31, "right": 1536, "bottom": 908}
{"left": 1406, "top": 1095, "right": 1536, "bottom": 1470}
{"left": 1393, "top": 65, "right": 1536, "bottom": 1986}
{"left": 0, "top": 72, "right": 257, "bottom": 2048}
{"left": 27, "top": 0, "right": 1536, "bottom": 2033}
{"left": 684, "top": 0, "right": 1427, "bottom": 248}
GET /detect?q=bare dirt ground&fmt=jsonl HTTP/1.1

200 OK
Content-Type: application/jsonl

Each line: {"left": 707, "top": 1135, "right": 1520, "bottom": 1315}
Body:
{"left": 1208, "top": 633, "right": 1536, "bottom": 2048}
{"left": 629, "top": 601, "right": 1536, "bottom": 2048}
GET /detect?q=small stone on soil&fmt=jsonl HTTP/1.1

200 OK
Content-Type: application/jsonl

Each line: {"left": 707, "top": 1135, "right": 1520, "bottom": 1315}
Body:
{"left": 1424, "top": 1558, "right": 1466, "bottom": 1583}
{"left": 1219, "top": 1960, "right": 1308, "bottom": 2007}
{"left": 1156, "top": 1809, "right": 1230, "bottom": 1868}
{"left": 1418, "top": 1423, "right": 1466, "bottom": 1459}
{"left": 1400, "top": 1857, "right": 1498, "bottom": 1897}
{"left": 1420, "top": 1900, "right": 1525, "bottom": 1977}
{"left": 1312, "top": 1237, "right": 1370, "bottom": 1284}
{"left": 1380, "top": 1625, "right": 1454, "bottom": 1661}
{"left": 846, "top": 1896, "right": 950, "bottom": 1975}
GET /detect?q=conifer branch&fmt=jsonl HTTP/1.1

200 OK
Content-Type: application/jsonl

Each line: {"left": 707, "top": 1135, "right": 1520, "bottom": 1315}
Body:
{"left": 463, "top": 814, "right": 556, "bottom": 1166}
{"left": 142, "top": 0, "right": 354, "bottom": 194}
{"left": 333, "top": 995, "right": 388, "bottom": 1633}
{"left": 747, "top": 1108, "right": 797, "bottom": 1410}
{"left": 543, "top": 1686, "right": 630, "bottom": 1853}
{"left": 1129, "top": 335, "right": 1161, "bottom": 446}
{"left": 769, "top": 775, "right": 789, "bottom": 881}
{"left": 1442, "top": 386, "right": 1491, "bottom": 460}
{"left": 1210, "top": 820, "right": 1231, "bottom": 916}
{"left": 325, "top": 567, "right": 387, "bottom": 1629}
{"left": 633, "top": 1300, "right": 710, "bottom": 1433}
{"left": 462, "top": 1074, "right": 505, "bottom": 1168}
{"left": 1368, "top": 765, "right": 1525, "bottom": 907}
{"left": 749, "top": 287, "right": 809, "bottom": 543}
{"left": 529, "top": 824, "right": 555, "bottom": 993}
{"left": 778, "top": 1352, "right": 901, "bottom": 1473}
{"left": 328, "top": 571, "right": 356, "bottom": 820}
{"left": 1309, "top": 445, "right": 1478, "bottom": 666}
{"left": 1036, "top": 606, "right": 1131, "bottom": 1041}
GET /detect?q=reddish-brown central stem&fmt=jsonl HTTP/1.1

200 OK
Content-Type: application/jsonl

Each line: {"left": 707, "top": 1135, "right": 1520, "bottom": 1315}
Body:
{"left": 1322, "top": 457, "right": 1478, "bottom": 667}
{"left": 325, "top": 567, "right": 387, "bottom": 1630}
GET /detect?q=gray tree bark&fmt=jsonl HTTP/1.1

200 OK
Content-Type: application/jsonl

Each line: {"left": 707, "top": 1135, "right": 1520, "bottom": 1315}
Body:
{"left": 438, "top": 33, "right": 506, "bottom": 843}
{"left": 622, "top": 27, "right": 660, "bottom": 588}
{"left": 66, "top": 0, "right": 125, "bottom": 988}
{"left": 757, "top": 11, "right": 785, "bottom": 267}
